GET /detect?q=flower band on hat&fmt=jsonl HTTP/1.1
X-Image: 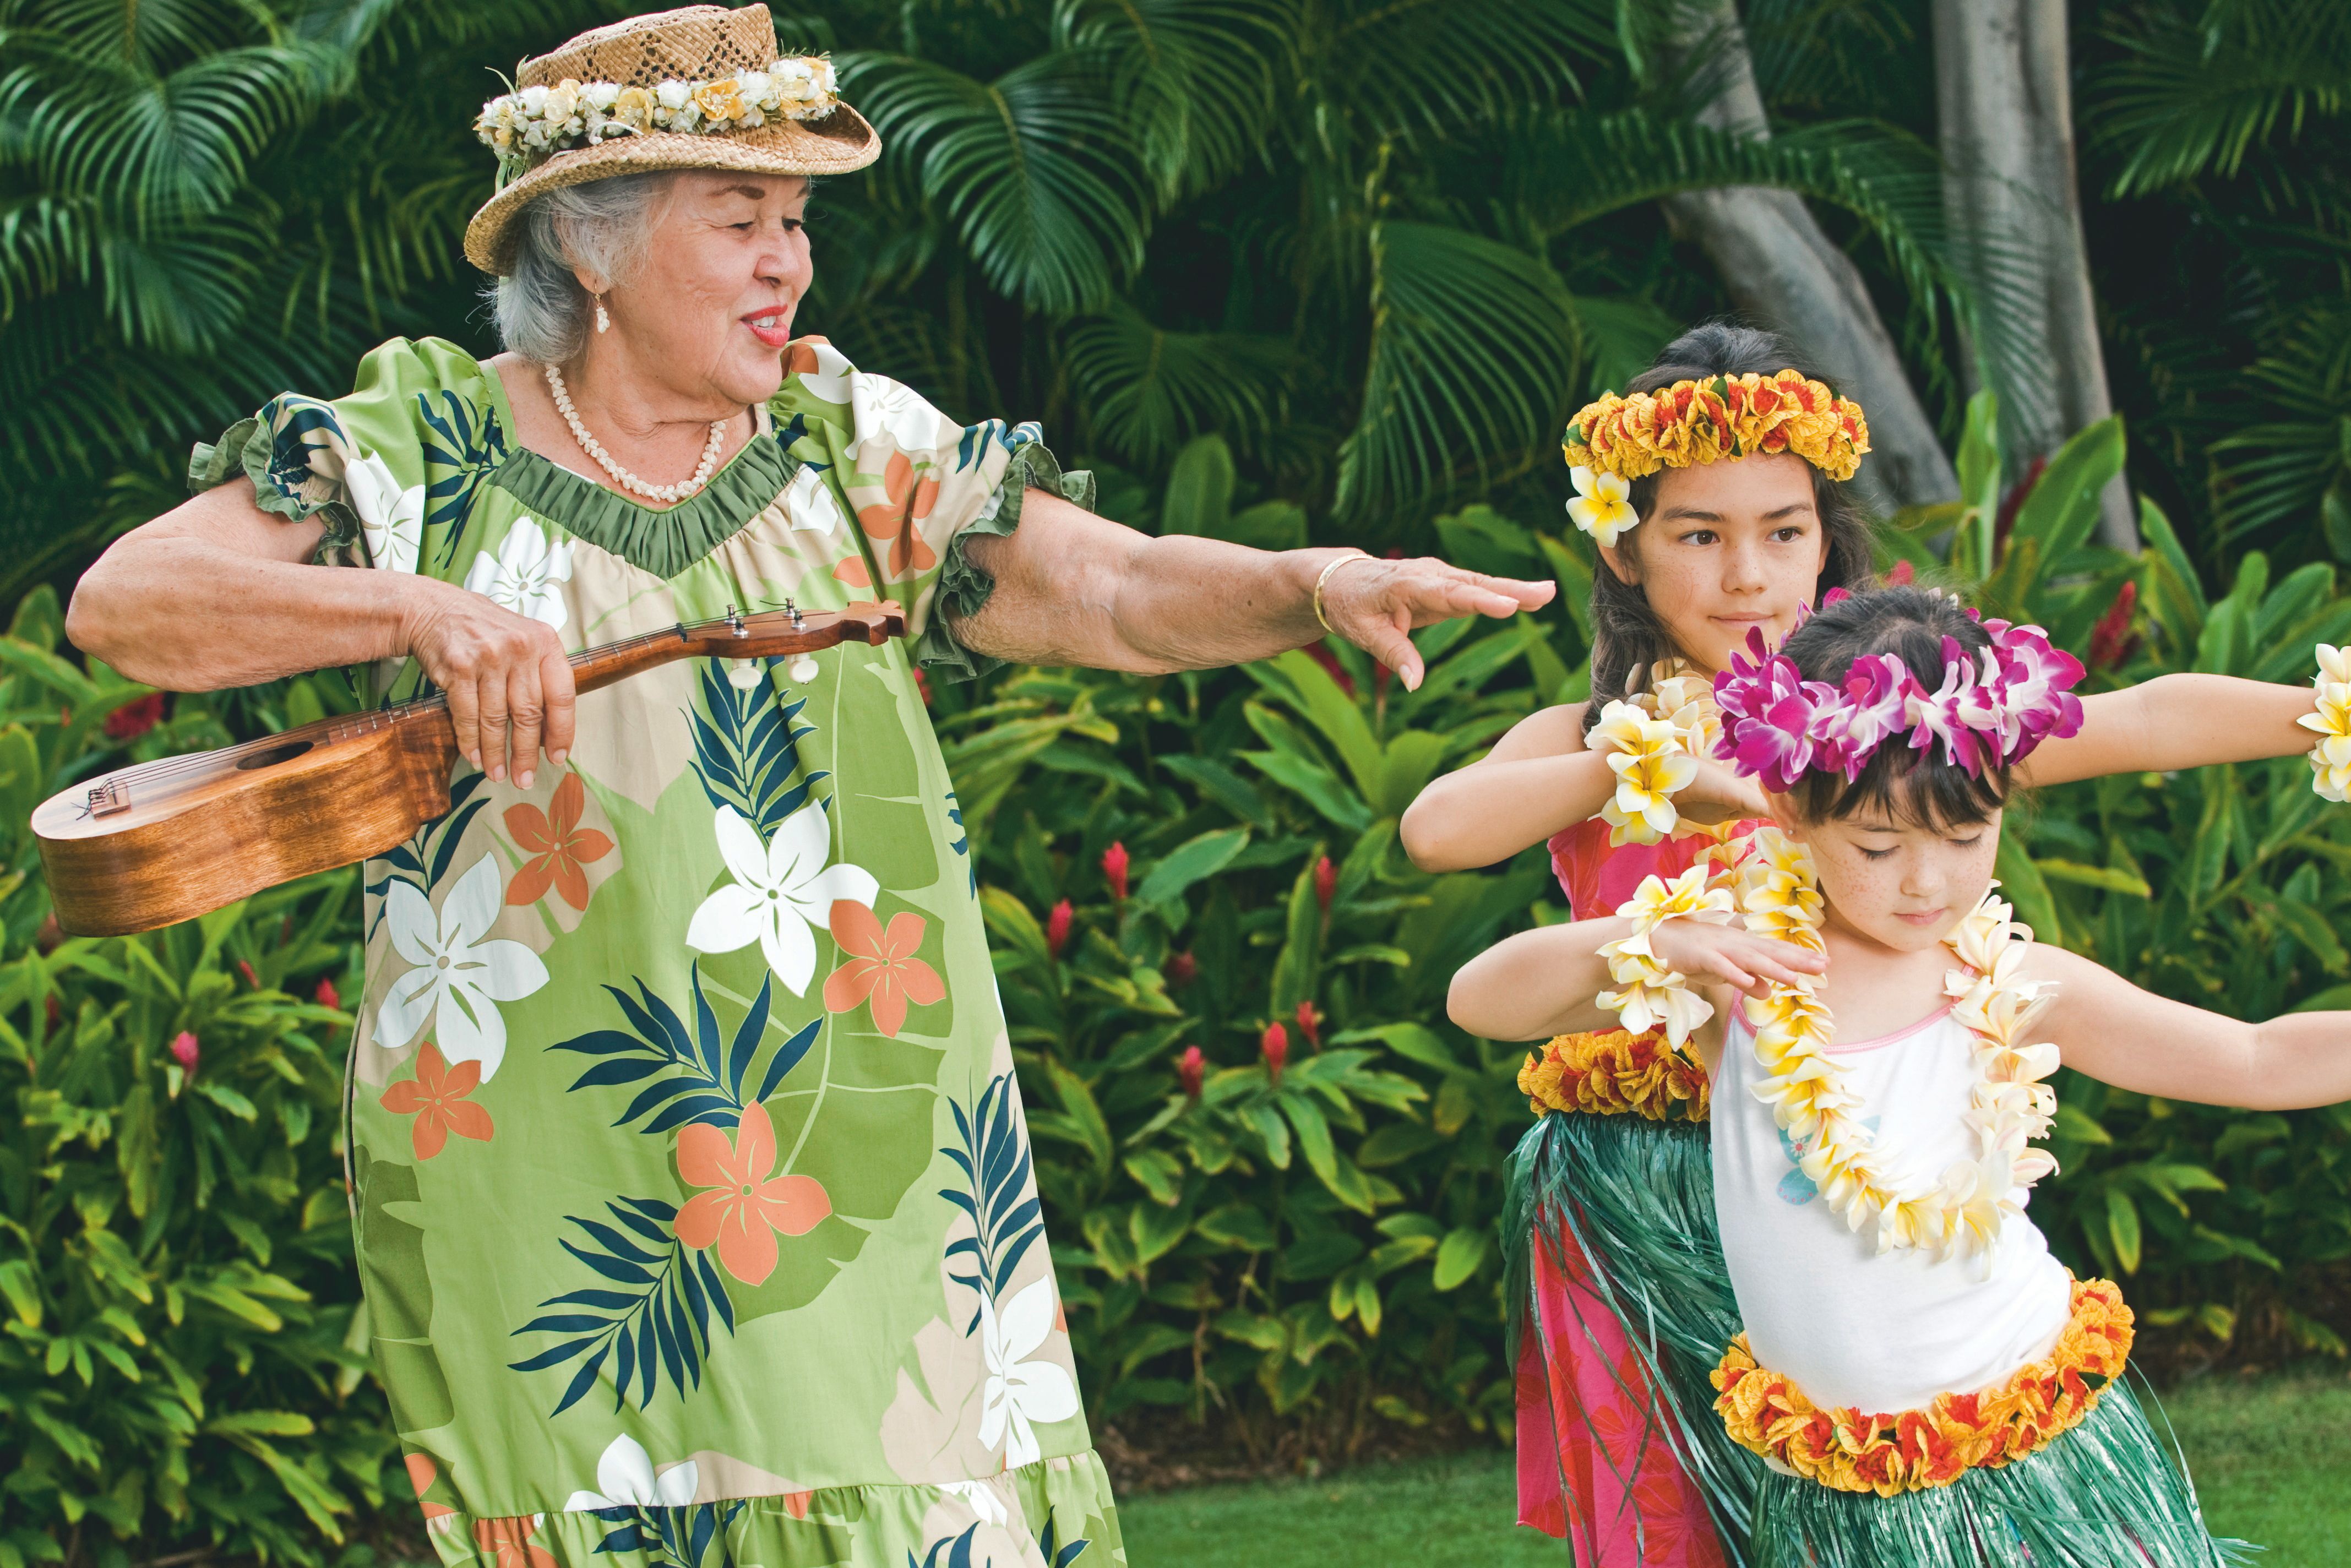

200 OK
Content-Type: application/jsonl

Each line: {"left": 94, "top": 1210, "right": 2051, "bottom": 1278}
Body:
{"left": 1561, "top": 369, "right": 1871, "bottom": 545}
{"left": 477, "top": 57, "right": 841, "bottom": 184}
{"left": 1711, "top": 606, "right": 2086, "bottom": 793}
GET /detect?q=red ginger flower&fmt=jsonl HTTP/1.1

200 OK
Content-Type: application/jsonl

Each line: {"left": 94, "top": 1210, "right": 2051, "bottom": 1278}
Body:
{"left": 379, "top": 1041, "right": 494, "bottom": 1159}
{"left": 674, "top": 1100, "right": 831, "bottom": 1286}
{"left": 1314, "top": 856, "right": 1336, "bottom": 912}
{"left": 822, "top": 901, "right": 945, "bottom": 1038}
{"left": 1885, "top": 558, "right": 1915, "bottom": 586}
{"left": 236, "top": 960, "right": 259, "bottom": 990}
{"left": 1261, "top": 1021, "right": 1289, "bottom": 1085}
{"left": 504, "top": 771, "right": 614, "bottom": 910}
{"left": 103, "top": 692, "right": 164, "bottom": 741}
{"left": 1046, "top": 899, "right": 1073, "bottom": 959}
{"left": 1101, "top": 841, "right": 1129, "bottom": 903}
{"left": 315, "top": 977, "right": 340, "bottom": 1011}
{"left": 1296, "top": 1000, "right": 1322, "bottom": 1050}
{"left": 170, "top": 1031, "right": 199, "bottom": 1074}
{"left": 2089, "top": 581, "right": 2139, "bottom": 672}
{"left": 1177, "top": 1045, "right": 1205, "bottom": 1101}
{"left": 1164, "top": 950, "right": 1197, "bottom": 988}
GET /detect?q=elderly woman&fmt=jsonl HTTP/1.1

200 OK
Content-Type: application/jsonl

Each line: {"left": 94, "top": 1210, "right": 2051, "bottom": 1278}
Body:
{"left": 65, "top": 6, "right": 1547, "bottom": 1567}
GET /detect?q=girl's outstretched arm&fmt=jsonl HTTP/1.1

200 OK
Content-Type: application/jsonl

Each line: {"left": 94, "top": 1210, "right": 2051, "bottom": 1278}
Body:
{"left": 2017, "top": 675, "right": 2315, "bottom": 787}
{"left": 2034, "top": 945, "right": 2351, "bottom": 1110}
{"left": 1402, "top": 701, "right": 1770, "bottom": 872}
{"left": 1446, "top": 914, "right": 1821, "bottom": 1044}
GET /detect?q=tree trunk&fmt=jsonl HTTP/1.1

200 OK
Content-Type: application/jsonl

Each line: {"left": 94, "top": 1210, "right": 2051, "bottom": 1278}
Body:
{"left": 1656, "top": 1, "right": 1960, "bottom": 518}
{"left": 1934, "top": 0, "right": 2137, "bottom": 550}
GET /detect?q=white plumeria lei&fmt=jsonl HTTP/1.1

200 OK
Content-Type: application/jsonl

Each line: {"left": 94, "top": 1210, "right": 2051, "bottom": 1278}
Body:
{"left": 2300, "top": 644, "right": 2351, "bottom": 802}
{"left": 1594, "top": 826, "right": 2064, "bottom": 1274}
{"left": 1587, "top": 660, "right": 1721, "bottom": 847}
{"left": 1732, "top": 827, "right": 2060, "bottom": 1273}
{"left": 476, "top": 57, "right": 841, "bottom": 164}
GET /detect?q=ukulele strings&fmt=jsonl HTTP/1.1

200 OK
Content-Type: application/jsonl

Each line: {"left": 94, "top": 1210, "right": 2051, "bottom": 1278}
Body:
{"left": 101, "top": 608, "right": 846, "bottom": 790}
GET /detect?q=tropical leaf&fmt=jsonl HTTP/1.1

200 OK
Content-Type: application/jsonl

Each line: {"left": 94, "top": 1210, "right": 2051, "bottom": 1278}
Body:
{"left": 688, "top": 656, "right": 830, "bottom": 835}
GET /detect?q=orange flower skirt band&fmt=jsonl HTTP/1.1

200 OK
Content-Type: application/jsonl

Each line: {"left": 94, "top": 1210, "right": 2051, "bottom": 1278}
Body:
{"left": 1519, "top": 1028, "right": 1711, "bottom": 1122}
{"left": 1711, "top": 1275, "right": 2134, "bottom": 1497}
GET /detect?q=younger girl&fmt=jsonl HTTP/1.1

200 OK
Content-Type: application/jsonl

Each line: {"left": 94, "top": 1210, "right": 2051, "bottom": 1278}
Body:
{"left": 1446, "top": 585, "right": 2341, "bottom": 1564}
{"left": 1400, "top": 323, "right": 2329, "bottom": 1565}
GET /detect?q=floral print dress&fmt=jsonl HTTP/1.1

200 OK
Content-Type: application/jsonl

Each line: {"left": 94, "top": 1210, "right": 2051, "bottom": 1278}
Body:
{"left": 194, "top": 336, "right": 1120, "bottom": 1568}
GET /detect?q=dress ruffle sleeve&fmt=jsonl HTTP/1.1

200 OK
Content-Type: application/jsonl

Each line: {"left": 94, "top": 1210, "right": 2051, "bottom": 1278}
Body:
{"left": 188, "top": 337, "right": 513, "bottom": 573}
{"left": 769, "top": 337, "right": 1092, "bottom": 681}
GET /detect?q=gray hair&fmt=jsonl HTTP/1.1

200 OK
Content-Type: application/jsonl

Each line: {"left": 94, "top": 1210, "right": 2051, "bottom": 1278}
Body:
{"left": 488, "top": 172, "right": 677, "bottom": 364}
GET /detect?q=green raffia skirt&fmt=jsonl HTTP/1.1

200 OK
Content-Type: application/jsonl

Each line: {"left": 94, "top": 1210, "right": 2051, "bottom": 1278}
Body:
{"left": 1501, "top": 1108, "right": 2251, "bottom": 1567}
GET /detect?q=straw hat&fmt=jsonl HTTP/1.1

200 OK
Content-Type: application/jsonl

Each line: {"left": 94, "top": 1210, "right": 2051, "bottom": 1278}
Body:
{"left": 463, "top": 4, "right": 880, "bottom": 275}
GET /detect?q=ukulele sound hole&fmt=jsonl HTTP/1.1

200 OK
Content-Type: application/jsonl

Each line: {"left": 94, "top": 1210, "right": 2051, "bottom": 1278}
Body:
{"left": 235, "top": 741, "right": 315, "bottom": 771}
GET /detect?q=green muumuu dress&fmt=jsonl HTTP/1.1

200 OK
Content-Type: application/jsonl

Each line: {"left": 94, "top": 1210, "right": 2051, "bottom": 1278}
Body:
{"left": 194, "top": 336, "right": 1120, "bottom": 1568}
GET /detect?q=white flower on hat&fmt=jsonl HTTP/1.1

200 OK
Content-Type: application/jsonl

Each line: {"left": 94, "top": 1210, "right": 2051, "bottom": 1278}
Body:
{"left": 519, "top": 84, "right": 549, "bottom": 114}
{"left": 584, "top": 81, "right": 619, "bottom": 110}
{"left": 656, "top": 79, "right": 689, "bottom": 110}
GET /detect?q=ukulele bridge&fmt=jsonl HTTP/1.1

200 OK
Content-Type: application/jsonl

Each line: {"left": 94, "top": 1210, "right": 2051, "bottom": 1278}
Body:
{"left": 86, "top": 780, "right": 131, "bottom": 818}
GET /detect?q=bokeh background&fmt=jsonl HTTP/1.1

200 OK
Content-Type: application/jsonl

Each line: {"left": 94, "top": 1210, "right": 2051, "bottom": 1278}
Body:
{"left": 4, "top": 1, "right": 2350, "bottom": 1562}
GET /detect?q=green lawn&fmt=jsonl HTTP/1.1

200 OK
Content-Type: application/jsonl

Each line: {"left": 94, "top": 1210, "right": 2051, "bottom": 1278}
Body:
{"left": 1118, "top": 1368, "right": 2351, "bottom": 1566}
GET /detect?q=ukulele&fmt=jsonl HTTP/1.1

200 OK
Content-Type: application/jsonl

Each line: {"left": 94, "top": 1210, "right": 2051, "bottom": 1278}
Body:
{"left": 35, "top": 600, "right": 904, "bottom": 938}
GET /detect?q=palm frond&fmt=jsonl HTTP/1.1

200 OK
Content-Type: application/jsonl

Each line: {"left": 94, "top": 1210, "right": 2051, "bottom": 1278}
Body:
{"left": 1334, "top": 220, "right": 1578, "bottom": 524}
{"left": 1058, "top": 298, "right": 1297, "bottom": 467}
{"left": 839, "top": 48, "right": 1152, "bottom": 315}
{"left": 1054, "top": 0, "right": 1292, "bottom": 200}
{"left": 2091, "top": 0, "right": 2351, "bottom": 198}
{"left": 1317, "top": 0, "right": 1615, "bottom": 140}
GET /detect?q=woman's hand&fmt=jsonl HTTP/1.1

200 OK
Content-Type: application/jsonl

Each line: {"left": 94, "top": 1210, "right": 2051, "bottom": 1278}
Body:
{"left": 1317, "top": 555, "right": 1554, "bottom": 689}
{"left": 1647, "top": 918, "right": 1824, "bottom": 999}
{"left": 399, "top": 581, "right": 576, "bottom": 789}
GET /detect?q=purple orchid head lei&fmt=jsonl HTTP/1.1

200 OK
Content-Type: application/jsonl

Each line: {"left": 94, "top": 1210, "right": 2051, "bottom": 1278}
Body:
{"left": 1712, "top": 589, "right": 2086, "bottom": 796}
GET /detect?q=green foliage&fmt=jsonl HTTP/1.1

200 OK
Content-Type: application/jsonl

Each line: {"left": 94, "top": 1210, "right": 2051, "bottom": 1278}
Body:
{"left": 0, "top": 589, "right": 381, "bottom": 1567}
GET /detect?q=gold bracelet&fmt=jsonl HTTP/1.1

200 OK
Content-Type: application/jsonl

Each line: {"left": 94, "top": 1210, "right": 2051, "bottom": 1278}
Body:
{"left": 1311, "top": 551, "right": 1374, "bottom": 634}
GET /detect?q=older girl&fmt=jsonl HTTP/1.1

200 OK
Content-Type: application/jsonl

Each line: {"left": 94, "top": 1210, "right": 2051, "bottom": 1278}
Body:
{"left": 1402, "top": 324, "right": 2322, "bottom": 1564}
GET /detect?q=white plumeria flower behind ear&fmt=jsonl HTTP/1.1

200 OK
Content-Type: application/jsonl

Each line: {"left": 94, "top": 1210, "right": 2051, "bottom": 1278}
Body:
{"left": 462, "top": 520, "right": 574, "bottom": 630}
{"left": 1566, "top": 465, "right": 1637, "bottom": 547}
{"left": 345, "top": 450, "right": 425, "bottom": 575}
{"left": 375, "top": 856, "right": 550, "bottom": 1080}
{"left": 563, "top": 1435, "right": 699, "bottom": 1511}
{"left": 685, "top": 805, "right": 879, "bottom": 995}
{"left": 976, "top": 1278, "right": 1079, "bottom": 1468}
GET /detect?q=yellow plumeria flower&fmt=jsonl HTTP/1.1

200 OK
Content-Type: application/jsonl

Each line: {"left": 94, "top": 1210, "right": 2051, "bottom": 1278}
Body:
{"left": 1589, "top": 701, "right": 1697, "bottom": 845}
{"left": 1567, "top": 465, "right": 1637, "bottom": 547}
{"left": 2299, "top": 658, "right": 2351, "bottom": 801}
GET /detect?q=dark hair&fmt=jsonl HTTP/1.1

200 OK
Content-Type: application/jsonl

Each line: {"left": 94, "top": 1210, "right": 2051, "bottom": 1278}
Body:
{"left": 1776, "top": 585, "right": 2009, "bottom": 827}
{"left": 1581, "top": 322, "right": 1876, "bottom": 734}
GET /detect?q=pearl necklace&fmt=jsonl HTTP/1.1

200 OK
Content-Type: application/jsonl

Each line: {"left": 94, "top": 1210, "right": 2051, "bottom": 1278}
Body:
{"left": 544, "top": 362, "right": 732, "bottom": 504}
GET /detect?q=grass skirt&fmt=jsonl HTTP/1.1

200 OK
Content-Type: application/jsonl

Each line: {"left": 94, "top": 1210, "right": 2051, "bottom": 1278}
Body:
{"left": 1503, "top": 1108, "right": 1754, "bottom": 1561}
{"left": 1501, "top": 1108, "right": 2247, "bottom": 1567}
{"left": 1737, "top": 1376, "right": 2250, "bottom": 1568}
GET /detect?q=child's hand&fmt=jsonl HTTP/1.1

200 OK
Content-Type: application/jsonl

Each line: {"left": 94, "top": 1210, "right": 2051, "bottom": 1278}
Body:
{"left": 1648, "top": 918, "right": 1825, "bottom": 999}
{"left": 1674, "top": 758, "right": 1773, "bottom": 826}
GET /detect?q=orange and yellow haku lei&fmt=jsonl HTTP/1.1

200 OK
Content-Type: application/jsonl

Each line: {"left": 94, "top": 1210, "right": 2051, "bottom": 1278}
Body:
{"left": 1711, "top": 1274, "right": 2134, "bottom": 1496}
{"left": 1520, "top": 1027, "right": 1710, "bottom": 1122}
{"left": 1563, "top": 369, "right": 1870, "bottom": 484}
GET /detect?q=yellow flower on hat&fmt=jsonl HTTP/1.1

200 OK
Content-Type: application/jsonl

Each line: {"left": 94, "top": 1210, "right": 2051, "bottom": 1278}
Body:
{"left": 612, "top": 85, "right": 655, "bottom": 131}
{"left": 1566, "top": 465, "right": 1636, "bottom": 547}
{"left": 694, "top": 77, "right": 746, "bottom": 123}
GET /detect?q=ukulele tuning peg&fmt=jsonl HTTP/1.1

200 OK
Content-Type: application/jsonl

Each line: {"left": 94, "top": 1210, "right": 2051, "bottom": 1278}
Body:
{"left": 788, "top": 654, "right": 819, "bottom": 683}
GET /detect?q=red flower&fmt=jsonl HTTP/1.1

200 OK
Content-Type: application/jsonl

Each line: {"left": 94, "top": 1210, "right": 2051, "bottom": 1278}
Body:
{"left": 821, "top": 901, "right": 945, "bottom": 1038}
{"left": 1101, "top": 841, "right": 1129, "bottom": 903}
{"left": 379, "top": 1042, "right": 496, "bottom": 1159}
{"left": 2089, "top": 581, "right": 2140, "bottom": 672}
{"left": 1164, "top": 950, "right": 1198, "bottom": 988}
{"left": 1885, "top": 558, "right": 1915, "bottom": 586}
{"left": 102, "top": 692, "right": 164, "bottom": 742}
{"left": 315, "top": 977, "right": 340, "bottom": 1011}
{"left": 236, "top": 960, "right": 259, "bottom": 990}
{"left": 674, "top": 1101, "right": 831, "bottom": 1285}
{"left": 1177, "top": 1045, "right": 1205, "bottom": 1102}
{"left": 1261, "top": 1021, "right": 1289, "bottom": 1085}
{"left": 1995, "top": 454, "right": 2048, "bottom": 551}
{"left": 503, "top": 772, "right": 615, "bottom": 911}
{"left": 1046, "top": 899, "right": 1074, "bottom": 959}
{"left": 170, "top": 1031, "right": 199, "bottom": 1074}
{"left": 1296, "top": 1000, "right": 1322, "bottom": 1050}
{"left": 1314, "top": 856, "right": 1336, "bottom": 912}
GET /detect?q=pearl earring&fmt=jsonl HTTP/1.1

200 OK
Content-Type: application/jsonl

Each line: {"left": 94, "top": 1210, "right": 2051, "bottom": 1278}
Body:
{"left": 594, "top": 294, "right": 611, "bottom": 334}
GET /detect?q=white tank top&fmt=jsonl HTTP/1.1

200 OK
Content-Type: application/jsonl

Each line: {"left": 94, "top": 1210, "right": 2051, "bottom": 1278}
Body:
{"left": 1712, "top": 1003, "right": 2072, "bottom": 1413}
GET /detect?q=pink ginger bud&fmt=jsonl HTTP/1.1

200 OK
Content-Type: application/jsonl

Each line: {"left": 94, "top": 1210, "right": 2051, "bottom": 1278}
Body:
{"left": 1046, "top": 899, "right": 1074, "bottom": 959}
{"left": 1177, "top": 1044, "right": 1205, "bottom": 1102}
{"left": 170, "top": 1031, "right": 200, "bottom": 1074}
{"left": 1101, "top": 841, "right": 1129, "bottom": 903}
{"left": 1261, "top": 1021, "right": 1289, "bottom": 1085}
{"left": 1314, "top": 856, "right": 1336, "bottom": 912}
